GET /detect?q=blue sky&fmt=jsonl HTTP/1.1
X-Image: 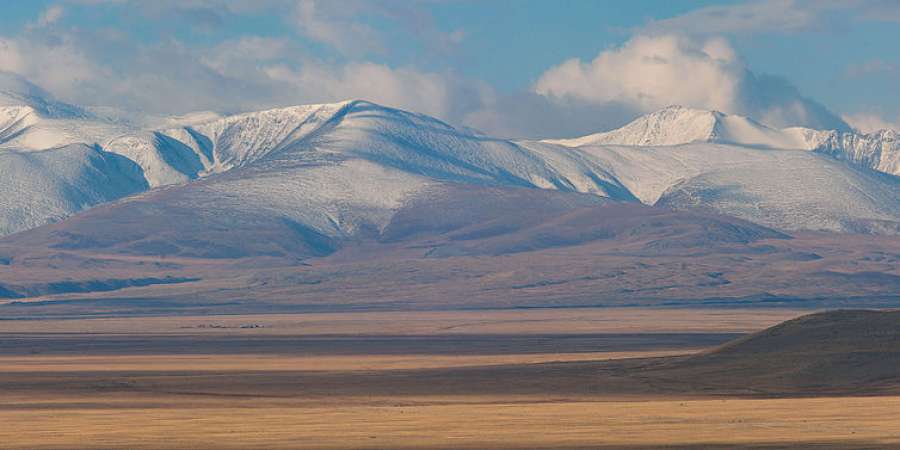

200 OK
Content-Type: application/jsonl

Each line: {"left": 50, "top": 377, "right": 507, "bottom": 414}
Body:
{"left": 1, "top": 0, "right": 898, "bottom": 137}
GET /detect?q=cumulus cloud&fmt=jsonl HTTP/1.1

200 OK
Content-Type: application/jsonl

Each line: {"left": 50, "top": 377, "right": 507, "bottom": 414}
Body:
{"left": 0, "top": 28, "right": 853, "bottom": 138}
{"left": 533, "top": 34, "right": 849, "bottom": 131}
{"left": 0, "top": 2, "right": 869, "bottom": 139}
{"left": 0, "top": 24, "right": 488, "bottom": 124}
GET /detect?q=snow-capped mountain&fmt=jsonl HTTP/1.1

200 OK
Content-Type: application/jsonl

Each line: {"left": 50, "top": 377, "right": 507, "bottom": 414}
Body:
{"left": 565, "top": 142, "right": 899, "bottom": 234}
{"left": 0, "top": 95, "right": 633, "bottom": 237}
{"left": 0, "top": 76, "right": 897, "bottom": 239}
{"left": 546, "top": 105, "right": 900, "bottom": 177}
{"left": 0, "top": 143, "right": 147, "bottom": 236}
{"left": 811, "top": 129, "right": 899, "bottom": 177}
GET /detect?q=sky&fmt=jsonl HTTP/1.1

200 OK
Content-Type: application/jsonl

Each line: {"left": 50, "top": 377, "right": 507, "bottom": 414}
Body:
{"left": 1, "top": 0, "right": 899, "bottom": 138}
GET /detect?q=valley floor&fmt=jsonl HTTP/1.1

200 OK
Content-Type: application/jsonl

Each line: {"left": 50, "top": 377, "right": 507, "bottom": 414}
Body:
{"left": 1, "top": 308, "right": 898, "bottom": 449}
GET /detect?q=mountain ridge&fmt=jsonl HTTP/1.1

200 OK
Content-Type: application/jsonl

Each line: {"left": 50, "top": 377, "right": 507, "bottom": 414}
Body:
{"left": 0, "top": 78, "right": 897, "bottom": 238}
{"left": 545, "top": 105, "right": 900, "bottom": 177}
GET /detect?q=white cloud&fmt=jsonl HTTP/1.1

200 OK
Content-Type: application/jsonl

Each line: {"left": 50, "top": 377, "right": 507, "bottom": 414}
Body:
{"left": 643, "top": 0, "right": 900, "bottom": 36}
{"left": 0, "top": 36, "right": 98, "bottom": 99}
{"left": 263, "top": 61, "right": 488, "bottom": 121}
{"left": 535, "top": 35, "right": 742, "bottom": 114}
{"left": 292, "top": 0, "right": 383, "bottom": 56}
{"left": 0, "top": 40, "right": 25, "bottom": 73}
{"left": 0, "top": 2, "right": 873, "bottom": 139}
{"left": 533, "top": 34, "right": 849, "bottom": 131}
{"left": 201, "top": 36, "right": 292, "bottom": 76}
{"left": 35, "top": 5, "right": 65, "bottom": 28}
{"left": 0, "top": 25, "right": 487, "bottom": 124}
{"left": 843, "top": 112, "right": 900, "bottom": 133}
{"left": 645, "top": 0, "right": 820, "bottom": 35}
{"left": 0, "top": 28, "right": 854, "bottom": 139}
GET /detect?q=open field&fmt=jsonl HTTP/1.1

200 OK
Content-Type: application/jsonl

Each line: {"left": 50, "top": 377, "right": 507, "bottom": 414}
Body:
{"left": 3, "top": 394, "right": 900, "bottom": 450}
{"left": 0, "top": 308, "right": 803, "bottom": 335}
{"left": 2, "top": 308, "right": 900, "bottom": 449}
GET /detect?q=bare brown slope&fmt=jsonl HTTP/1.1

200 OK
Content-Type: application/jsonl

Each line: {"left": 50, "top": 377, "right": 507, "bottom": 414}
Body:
{"left": 0, "top": 184, "right": 897, "bottom": 316}
{"left": 647, "top": 309, "right": 900, "bottom": 394}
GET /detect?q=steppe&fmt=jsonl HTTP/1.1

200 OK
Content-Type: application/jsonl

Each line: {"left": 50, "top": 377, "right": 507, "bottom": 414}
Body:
{"left": 3, "top": 308, "right": 899, "bottom": 449}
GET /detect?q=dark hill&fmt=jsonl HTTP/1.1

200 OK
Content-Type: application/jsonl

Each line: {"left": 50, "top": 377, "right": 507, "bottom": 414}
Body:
{"left": 653, "top": 309, "right": 900, "bottom": 394}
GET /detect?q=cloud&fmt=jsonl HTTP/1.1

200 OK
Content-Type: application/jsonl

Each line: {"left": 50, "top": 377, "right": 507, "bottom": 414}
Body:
{"left": 263, "top": 61, "right": 491, "bottom": 121}
{"left": 0, "top": 21, "right": 487, "bottom": 123}
{"left": 533, "top": 34, "right": 849, "bottom": 131}
{"left": 852, "top": 0, "right": 900, "bottom": 23}
{"left": 462, "top": 93, "right": 639, "bottom": 140}
{"left": 843, "top": 112, "right": 900, "bottom": 133}
{"left": 646, "top": 0, "right": 821, "bottom": 35}
{"left": 292, "top": 0, "right": 383, "bottom": 56}
{"left": 0, "top": 35, "right": 99, "bottom": 100}
{"left": 0, "top": 27, "right": 854, "bottom": 139}
{"left": 33, "top": 5, "right": 65, "bottom": 28}
{"left": 0, "top": 1, "right": 872, "bottom": 140}
{"left": 288, "top": 0, "right": 467, "bottom": 58}
{"left": 643, "top": 0, "right": 900, "bottom": 36}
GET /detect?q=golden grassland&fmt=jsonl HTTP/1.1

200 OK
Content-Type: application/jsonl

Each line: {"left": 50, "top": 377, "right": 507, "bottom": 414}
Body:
{"left": 3, "top": 308, "right": 897, "bottom": 449}
{"left": 0, "top": 307, "right": 802, "bottom": 335}
{"left": 3, "top": 391, "right": 900, "bottom": 449}
{"left": 0, "top": 351, "right": 695, "bottom": 373}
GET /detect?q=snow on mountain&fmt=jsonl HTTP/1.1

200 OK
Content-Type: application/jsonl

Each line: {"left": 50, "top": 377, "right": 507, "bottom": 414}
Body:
{"left": 0, "top": 97, "right": 634, "bottom": 237}
{"left": 0, "top": 80, "right": 897, "bottom": 239}
{"left": 0, "top": 144, "right": 147, "bottom": 236}
{"left": 567, "top": 142, "right": 900, "bottom": 234}
{"left": 0, "top": 72, "right": 90, "bottom": 119}
{"left": 546, "top": 105, "right": 900, "bottom": 176}
{"left": 809, "top": 129, "right": 899, "bottom": 177}
{"left": 542, "top": 106, "right": 810, "bottom": 148}
{"left": 153, "top": 100, "right": 632, "bottom": 240}
{"left": 0, "top": 74, "right": 135, "bottom": 152}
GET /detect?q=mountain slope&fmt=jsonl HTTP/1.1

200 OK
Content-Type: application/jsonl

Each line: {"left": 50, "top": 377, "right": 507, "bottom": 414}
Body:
{"left": 546, "top": 105, "right": 900, "bottom": 176}
{"left": 72, "top": 101, "right": 637, "bottom": 247}
{"left": 0, "top": 144, "right": 148, "bottom": 236}
{"left": 2, "top": 182, "right": 898, "bottom": 314}
{"left": 653, "top": 309, "right": 900, "bottom": 393}
{"left": 135, "top": 100, "right": 899, "bottom": 237}
{"left": 0, "top": 72, "right": 90, "bottom": 119}
{"left": 560, "top": 142, "right": 900, "bottom": 234}
{"left": 0, "top": 80, "right": 897, "bottom": 238}
{"left": 543, "top": 106, "right": 817, "bottom": 148}
{"left": 0, "top": 98, "right": 636, "bottom": 237}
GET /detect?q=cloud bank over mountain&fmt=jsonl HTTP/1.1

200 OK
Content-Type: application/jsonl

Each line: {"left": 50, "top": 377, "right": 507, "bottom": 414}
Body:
{"left": 0, "top": 1, "right": 891, "bottom": 138}
{"left": 533, "top": 35, "right": 849, "bottom": 132}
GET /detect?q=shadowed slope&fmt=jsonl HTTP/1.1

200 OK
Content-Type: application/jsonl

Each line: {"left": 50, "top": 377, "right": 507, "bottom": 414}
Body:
{"left": 653, "top": 309, "right": 900, "bottom": 393}
{"left": 2, "top": 181, "right": 898, "bottom": 314}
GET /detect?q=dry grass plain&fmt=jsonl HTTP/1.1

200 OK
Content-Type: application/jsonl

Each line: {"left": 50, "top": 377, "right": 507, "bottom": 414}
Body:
{"left": 2, "top": 308, "right": 899, "bottom": 449}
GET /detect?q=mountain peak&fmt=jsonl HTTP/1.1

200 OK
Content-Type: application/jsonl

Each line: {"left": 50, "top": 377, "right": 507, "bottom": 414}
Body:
{"left": 544, "top": 105, "right": 900, "bottom": 176}
{"left": 544, "top": 105, "right": 722, "bottom": 147}
{"left": 545, "top": 104, "right": 825, "bottom": 149}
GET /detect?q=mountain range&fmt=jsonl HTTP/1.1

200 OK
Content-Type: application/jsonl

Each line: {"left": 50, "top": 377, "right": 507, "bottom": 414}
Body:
{"left": 0, "top": 73, "right": 897, "bottom": 315}
{"left": 545, "top": 105, "right": 899, "bottom": 178}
